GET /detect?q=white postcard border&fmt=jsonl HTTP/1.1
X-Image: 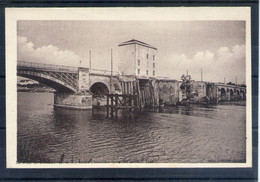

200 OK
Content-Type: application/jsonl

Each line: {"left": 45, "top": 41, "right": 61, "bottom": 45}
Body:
{"left": 5, "top": 7, "right": 252, "bottom": 168}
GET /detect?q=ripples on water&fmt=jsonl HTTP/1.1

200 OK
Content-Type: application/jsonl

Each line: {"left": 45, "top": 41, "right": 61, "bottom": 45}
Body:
{"left": 17, "top": 92, "right": 246, "bottom": 163}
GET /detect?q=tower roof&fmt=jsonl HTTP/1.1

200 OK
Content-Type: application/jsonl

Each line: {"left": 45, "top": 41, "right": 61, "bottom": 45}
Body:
{"left": 118, "top": 39, "right": 157, "bottom": 50}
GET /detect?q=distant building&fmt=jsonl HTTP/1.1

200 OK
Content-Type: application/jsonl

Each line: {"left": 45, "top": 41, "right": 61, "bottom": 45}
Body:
{"left": 18, "top": 79, "right": 39, "bottom": 86}
{"left": 118, "top": 39, "right": 157, "bottom": 78}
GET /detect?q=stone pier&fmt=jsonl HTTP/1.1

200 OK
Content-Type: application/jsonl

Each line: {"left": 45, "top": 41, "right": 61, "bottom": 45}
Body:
{"left": 54, "top": 67, "right": 93, "bottom": 109}
{"left": 54, "top": 92, "right": 92, "bottom": 109}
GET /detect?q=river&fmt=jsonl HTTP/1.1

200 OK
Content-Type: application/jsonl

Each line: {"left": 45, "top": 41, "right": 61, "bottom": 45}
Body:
{"left": 17, "top": 92, "right": 246, "bottom": 163}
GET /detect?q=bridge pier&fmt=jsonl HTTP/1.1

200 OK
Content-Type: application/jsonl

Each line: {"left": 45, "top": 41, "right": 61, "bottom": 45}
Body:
{"left": 54, "top": 92, "right": 92, "bottom": 109}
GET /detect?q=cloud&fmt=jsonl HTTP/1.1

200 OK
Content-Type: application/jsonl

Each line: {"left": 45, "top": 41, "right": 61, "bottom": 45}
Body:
{"left": 18, "top": 36, "right": 245, "bottom": 84}
{"left": 214, "top": 45, "right": 245, "bottom": 83}
{"left": 157, "top": 44, "right": 245, "bottom": 84}
{"left": 193, "top": 50, "right": 214, "bottom": 62}
{"left": 18, "top": 36, "right": 81, "bottom": 67}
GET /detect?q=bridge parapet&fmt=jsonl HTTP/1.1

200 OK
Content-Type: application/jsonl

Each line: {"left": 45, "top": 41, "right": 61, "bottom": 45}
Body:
{"left": 214, "top": 83, "right": 246, "bottom": 90}
{"left": 18, "top": 61, "right": 78, "bottom": 72}
{"left": 90, "top": 69, "right": 119, "bottom": 76}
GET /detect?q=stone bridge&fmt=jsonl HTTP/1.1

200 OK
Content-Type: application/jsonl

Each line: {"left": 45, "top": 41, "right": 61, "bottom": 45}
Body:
{"left": 215, "top": 83, "right": 246, "bottom": 101}
{"left": 17, "top": 61, "right": 247, "bottom": 109}
{"left": 148, "top": 80, "right": 247, "bottom": 106}
{"left": 17, "top": 61, "right": 121, "bottom": 109}
{"left": 17, "top": 61, "right": 121, "bottom": 94}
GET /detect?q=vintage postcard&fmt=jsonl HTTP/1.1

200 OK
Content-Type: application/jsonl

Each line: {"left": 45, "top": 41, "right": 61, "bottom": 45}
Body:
{"left": 5, "top": 7, "right": 252, "bottom": 168}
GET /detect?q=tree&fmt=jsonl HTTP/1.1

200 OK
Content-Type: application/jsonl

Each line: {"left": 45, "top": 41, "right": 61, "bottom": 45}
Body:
{"left": 180, "top": 74, "right": 193, "bottom": 103}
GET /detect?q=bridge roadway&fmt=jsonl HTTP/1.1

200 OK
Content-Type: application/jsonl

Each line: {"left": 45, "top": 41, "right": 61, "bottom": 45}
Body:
{"left": 17, "top": 61, "right": 247, "bottom": 109}
{"left": 17, "top": 61, "right": 120, "bottom": 94}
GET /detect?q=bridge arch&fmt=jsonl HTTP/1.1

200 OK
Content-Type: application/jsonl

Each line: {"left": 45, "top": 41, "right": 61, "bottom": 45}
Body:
{"left": 237, "top": 90, "right": 240, "bottom": 95}
{"left": 236, "top": 90, "right": 241, "bottom": 100}
{"left": 220, "top": 88, "right": 226, "bottom": 101}
{"left": 226, "top": 88, "right": 230, "bottom": 100}
{"left": 240, "top": 90, "right": 246, "bottom": 100}
{"left": 90, "top": 82, "right": 109, "bottom": 98}
{"left": 230, "top": 89, "right": 234, "bottom": 101}
{"left": 18, "top": 72, "right": 77, "bottom": 93}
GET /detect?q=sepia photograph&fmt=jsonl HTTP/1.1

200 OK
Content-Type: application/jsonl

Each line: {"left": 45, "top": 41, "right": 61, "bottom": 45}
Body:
{"left": 5, "top": 7, "right": 252, "bottom": 168}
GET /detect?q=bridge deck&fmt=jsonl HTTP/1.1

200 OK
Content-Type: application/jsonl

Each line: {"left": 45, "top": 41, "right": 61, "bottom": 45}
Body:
{"left": 17, "top": 61, "right": 120, "bottom": 76}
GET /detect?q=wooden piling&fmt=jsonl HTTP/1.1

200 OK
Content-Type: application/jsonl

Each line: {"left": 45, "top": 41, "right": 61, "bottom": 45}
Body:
{"left": 115, "top": 94, "right": 118, "bottom": 118}
{"left": 126, "top": 82, "right": 129, "bottom": 94}
{"left": 106, "top": 93, "right": 140, "bottom": 119}
{"left": 124, "top": 83, "right": 126, "bottom": 94}
{"left": 107, "top": 95, "right": 109, "bottom": 118}
{"left": 106, "top": 79, "right": 158, "bottom": 119}
{"left": 136, "top": 81, "right": 142, "bottom": 112}
{"left": 110, "top": 95, "right": 114, "bottom": 118}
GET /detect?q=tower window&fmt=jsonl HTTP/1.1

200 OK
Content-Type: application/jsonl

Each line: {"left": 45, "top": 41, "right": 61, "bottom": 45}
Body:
{"left": 138, "top": 69, "right": 140, "bottom": 74}
{"left": 153, "top": 55, "right": 155, "bottom": 60}
{"left": 147, "top": 54, "right": 149, "bottom": 59}
{"left": 153, "top": 63, "right": 155, "bottom": 68}
{"left": 138, "top": 59, "right": 140, "bottom": 66}
{"left": 146, "top": 70, "right": 149, "bottom": 75}
{"left": 153, "top": 71, "right": 155, "bottom": 76}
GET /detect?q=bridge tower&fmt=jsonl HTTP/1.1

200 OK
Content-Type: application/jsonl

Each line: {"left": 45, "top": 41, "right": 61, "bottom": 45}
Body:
{"left": 118, "top": 39, "right": 157, "bottom": 78}
{"left": 118, "top": 40, "right": 158, "bottom": 108}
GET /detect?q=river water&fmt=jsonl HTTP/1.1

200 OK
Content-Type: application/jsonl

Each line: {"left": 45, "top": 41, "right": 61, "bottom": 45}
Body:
{"left": 17, "top": 92, "right": 246, "bottom": 163}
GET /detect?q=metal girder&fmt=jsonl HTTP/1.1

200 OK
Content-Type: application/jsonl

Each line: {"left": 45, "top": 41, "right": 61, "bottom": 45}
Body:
{"left": 17, "top": 69, "right": 78, "bottom": 92}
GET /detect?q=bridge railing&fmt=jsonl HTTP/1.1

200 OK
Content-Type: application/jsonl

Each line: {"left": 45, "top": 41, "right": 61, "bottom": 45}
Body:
{"left": 90, "top": 69, "right": 119, "bottom": 76}
{"left": 17, "top": 61, "right": 78, "bottom": 72}
{"left": 18, "top": 61, "right": 121, "bottom": 76}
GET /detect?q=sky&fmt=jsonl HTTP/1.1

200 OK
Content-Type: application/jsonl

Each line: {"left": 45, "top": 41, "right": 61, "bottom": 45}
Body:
{"left": 17, "top": 20, "right": 246, "bottom": 84}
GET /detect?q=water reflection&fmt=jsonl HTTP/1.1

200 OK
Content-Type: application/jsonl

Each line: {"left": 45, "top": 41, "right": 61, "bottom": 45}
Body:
{"left": 17, "top": 92, "right": 246, "bottom": 163}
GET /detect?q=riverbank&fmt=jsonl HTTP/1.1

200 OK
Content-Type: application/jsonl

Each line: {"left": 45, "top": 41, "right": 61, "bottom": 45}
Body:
{"left": 17, "top": 87, "right": 55, "bottom": 93}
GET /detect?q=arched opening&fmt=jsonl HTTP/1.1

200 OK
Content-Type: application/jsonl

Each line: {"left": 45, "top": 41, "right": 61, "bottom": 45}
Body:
{"left": 241, "top": 90, "right": 246, "bottom": 100}
{"left": 230, "top": 89, "right": 234, "bottom": 101}
{"left": 90, "top": 82, "right": 109, "bottom": 98}
{"left": 220, "top": 88, "right": 226, "bottom": 101}
{"left": 90, "top": 82, "right": 109, "bottom": 106}
{"left": 240, "top": 90, "right": 245, "bottom": 100}
{"left": 226, "top": 89, "right": 230, "bottom": 101}
{"left": 236, "top": 90, "right": 241, "bottom": 100}
{"left": 17, "top": 74, "right": 76, "bottom": 93}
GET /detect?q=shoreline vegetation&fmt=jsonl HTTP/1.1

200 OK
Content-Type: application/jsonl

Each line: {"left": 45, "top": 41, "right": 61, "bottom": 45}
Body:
{"left": 17, "top": 86, "right": 55, "bottom": 93}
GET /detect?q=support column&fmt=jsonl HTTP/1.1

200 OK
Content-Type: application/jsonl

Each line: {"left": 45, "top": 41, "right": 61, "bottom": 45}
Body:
{"left": 54, "top": 92, "right": 92, "bottom": 109}
{"left": 78, "top": 67, "right": 90, "bottom": 92}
